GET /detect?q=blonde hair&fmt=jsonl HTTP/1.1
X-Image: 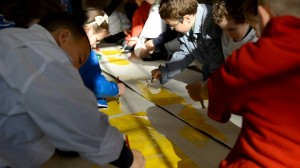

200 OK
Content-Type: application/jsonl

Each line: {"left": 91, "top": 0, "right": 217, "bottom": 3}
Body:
{"left": 259, "top": 0, "right": 300, "bottom": 18}
{"left": 79, "top": 7, "right": 109, "bottom": 33}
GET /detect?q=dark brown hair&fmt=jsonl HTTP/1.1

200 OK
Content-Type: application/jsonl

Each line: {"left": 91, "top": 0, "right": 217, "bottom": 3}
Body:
{"left": 159, "top": 0, "right": 198, "bottom": 20}
{"left": 213, "top": 0, "right": 246, "bottom": 24}
{"left": 241, "top": 0, "right": 258, "bottom": 24}
{"left": 39, "top": 12, "right": 88, "bottom": 40}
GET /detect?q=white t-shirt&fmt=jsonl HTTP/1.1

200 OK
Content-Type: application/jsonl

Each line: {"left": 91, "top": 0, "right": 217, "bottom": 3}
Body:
{"left": 222, "top": 28, "right": 258, "bottom": 59}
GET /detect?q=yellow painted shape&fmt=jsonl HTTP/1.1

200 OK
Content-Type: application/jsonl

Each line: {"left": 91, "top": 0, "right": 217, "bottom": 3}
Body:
{"left": 137, "top": 80, "right": 185, "bottom": 106}
{"left": 179, "top": 126, "right": 210, "bottom": 147}
{"left": 101, "top": 98, "right": 122, "bottom": 116}
{"left": 109, "top": 112, "right": 198, "bottom": 168}
{"left": 136, "top": 80, "right": 227, "bottom": 143}
{"left": 178, "top": 104, "right": 227, "bottom": 142}
{"left": 101, "top": 49, "right": 122, "bottom": 55}
{"left": 105, "top": 57, "right": 130, "bottom": 65}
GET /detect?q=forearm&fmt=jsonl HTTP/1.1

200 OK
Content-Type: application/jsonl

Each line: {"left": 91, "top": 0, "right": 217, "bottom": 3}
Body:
{"left": 94, "top": 80, "right": 119, "bottom": 97}
{"left": 152, "top": 29, "right": 177, "bottom": 47}
{"left": 159, "top": 52, "right": 194, "bottom": 84}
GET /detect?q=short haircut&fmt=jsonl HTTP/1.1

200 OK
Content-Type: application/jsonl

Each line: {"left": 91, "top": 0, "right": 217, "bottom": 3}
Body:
{"left": 38, "top": 12, "right": 88, "bottom": 40}
{"left": 241, "top": 0, "right": 258, "bottom": 24}
{"left": 159, "top": 0, "right": 198, "bottom": 20}
{"left": 213, "top": 0, "right": 246, "bottom": 25}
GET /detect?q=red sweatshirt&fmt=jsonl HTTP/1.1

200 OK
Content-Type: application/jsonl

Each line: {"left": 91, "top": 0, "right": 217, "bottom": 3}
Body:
{"left": 208, "top": 16, "right": 300, "bottom": 168}
{"left": 125, "top": 1, "right": 151, "bottom": 40}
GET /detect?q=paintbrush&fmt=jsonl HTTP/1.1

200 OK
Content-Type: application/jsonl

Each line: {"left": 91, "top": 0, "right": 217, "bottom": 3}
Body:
{"left": 119, "top": 45, "right": 127, "bottom": 56}
{"left": 147, "top": 78, "right": 154, "bottom": 88}
{"left": 200, "top": 99, "right": 206, "bottom": 109}
{"left": 125, "top": 134, "right": 130, "bottom": 148}
{"left": 116, "top": 76, "right": 121, "bottom": 103}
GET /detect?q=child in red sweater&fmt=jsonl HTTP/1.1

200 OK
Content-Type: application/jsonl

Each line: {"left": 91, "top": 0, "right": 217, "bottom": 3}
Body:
{"left": 186, "top": 0, "right": 300, "bottom": 167}
{"left": 124, "top": 0, "right": 151, "bottom": 51}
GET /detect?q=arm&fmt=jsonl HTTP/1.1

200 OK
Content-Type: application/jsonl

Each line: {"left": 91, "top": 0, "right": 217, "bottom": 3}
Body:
{"left": 186, "top": 81, "right": 209, "bottom": 101}
{"left": 24, "top": 61, "right": 128, "bottom": 165}
{"left": 80, "top": 51, "right": 119, "bottom": 97}
{"left": 158, "top": 43, "right": 194, "bottom": 84}
{"left": 152, "top": 27, "right": 178, "bottom": 47}
{"left": 206, "top": 45, "right": 256, "bottom": 123}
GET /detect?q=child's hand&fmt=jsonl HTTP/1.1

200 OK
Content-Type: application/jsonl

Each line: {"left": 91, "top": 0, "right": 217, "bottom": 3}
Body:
{"left": 145, "top": 40, "right": 155, "bottom": 53}
{"left": 130, "top": 149, "right": 145, "bottom": 168}
{"left": 151, "top": 69, "right": 161, "bottom": 80}
{"left": 186, "top": 81, "right": 205, "bottom": 102}
{"left": 124, "top": 29, "right": 131, "bottom": 36}
{"left": 118, "top": 83, "right": 126, "bottom": 96}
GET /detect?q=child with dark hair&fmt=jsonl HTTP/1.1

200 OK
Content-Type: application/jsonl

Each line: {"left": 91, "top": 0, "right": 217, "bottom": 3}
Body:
{"left": 151, "top": 0, "right": 224, "bottom": 83}
{"left": 213, "top": 0, "right": 258, "bottom": 59}
{"left": 0, "top": 11, "right": 144, "bottom": 168}
{"left": 123, "top": 0, "right": 152, "bottom": 51}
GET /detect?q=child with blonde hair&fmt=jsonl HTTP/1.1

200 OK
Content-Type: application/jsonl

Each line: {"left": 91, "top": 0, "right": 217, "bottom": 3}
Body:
{"left": 79, "top": 7, "right": 126, "bottom": 108}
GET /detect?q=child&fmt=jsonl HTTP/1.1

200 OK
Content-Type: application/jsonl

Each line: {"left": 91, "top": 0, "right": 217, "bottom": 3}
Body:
{"left": 141, "top": 26, "right": 178, "bottom": 61}
{"left": 186, "top": 0, "right": 300, "bottom": 167}
{"left": 124, "top": 0, "right": 151, "bottom": 51}
{"left": 151, "top": 0, "right": 224, "bottom": 83}
{"left": 213, "top": 0, "right": 258, "bottom": 59}
{"left": 78, "top": 7, "right": 126, "bottom": 108}
{"left": 0, "top": 12, "right": 144, "bottom": 168}
{"left": 134, "top": 0, "right": 179, "bottom": 61}
{"left": 103, "top": 1, "right": 131, "bottom": 44}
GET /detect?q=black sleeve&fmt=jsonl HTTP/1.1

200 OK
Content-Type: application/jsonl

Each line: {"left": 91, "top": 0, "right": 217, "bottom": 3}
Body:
{"left": 110, "top": 141, "right": 133, "bottom": 168}
{"left": 153, "top": 26, "right": 178, "bottom": 47}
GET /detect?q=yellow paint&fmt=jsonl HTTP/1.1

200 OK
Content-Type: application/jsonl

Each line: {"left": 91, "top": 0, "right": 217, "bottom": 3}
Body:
{"left": 101, "top": 98, "right": 122, "bottom": 116}
{"left": 136, "top": 79, "right": 227, "bottom": 143}
{"left": 105, "top": 57, "right": 130, "bottom": 65}
{"left": 137, "top": 80, "right": 185, "bottom": 106}
{"left": 179, "top": 126, "right": 210, "bottom": 147}
{"left": 178, "top": 104, "right": 227, "bottom": 142}
{"left": 109, "top": 112, "right": 198, "bottom": 168}
{"left": 101, "top": 49, "right": 122, "bottom": 55}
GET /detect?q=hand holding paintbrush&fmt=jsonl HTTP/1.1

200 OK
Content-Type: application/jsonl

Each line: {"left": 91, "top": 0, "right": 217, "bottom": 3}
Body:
{"left": 116, "top": 76, "right": 125, "bottom": 103}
